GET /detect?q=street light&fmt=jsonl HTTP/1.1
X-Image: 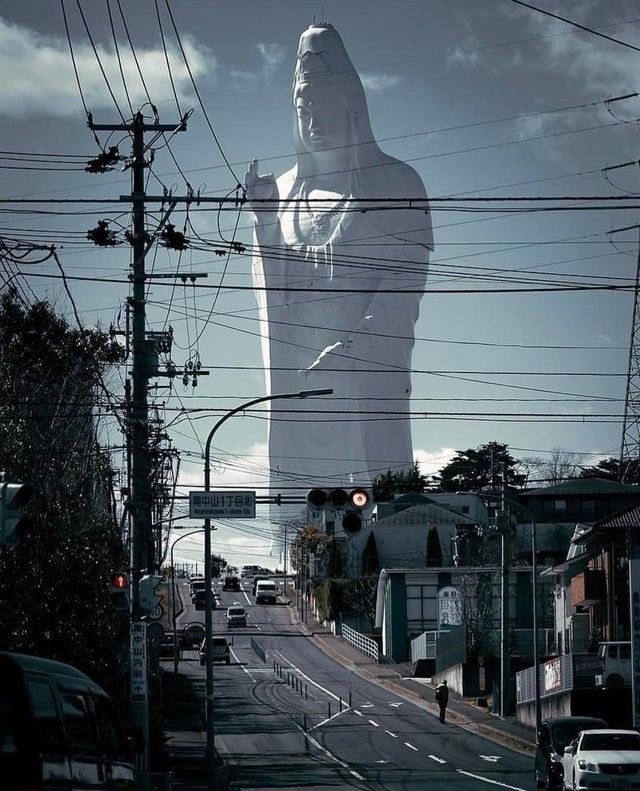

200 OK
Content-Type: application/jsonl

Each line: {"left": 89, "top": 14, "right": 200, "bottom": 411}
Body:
{"left": 170, "top": 528, "right": 204, "bottom": 674}
{"left": 202, "top": 388, "right": 332, "bottom": 789}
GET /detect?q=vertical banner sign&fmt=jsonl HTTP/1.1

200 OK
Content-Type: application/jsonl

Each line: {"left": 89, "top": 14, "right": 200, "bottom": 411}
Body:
{"left": 130, "top": 621, "right": 148, "bottom": 702}
{"left": 629, "top": 560, "right": 640, "bottom": 728}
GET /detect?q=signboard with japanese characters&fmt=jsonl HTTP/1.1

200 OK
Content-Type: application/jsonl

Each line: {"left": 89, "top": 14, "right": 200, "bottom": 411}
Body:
{"left": 130, "top": 621, "right": 148, "bottom": 702}
{"left": 189, "top": 490, "right": 256, "bottom": 519}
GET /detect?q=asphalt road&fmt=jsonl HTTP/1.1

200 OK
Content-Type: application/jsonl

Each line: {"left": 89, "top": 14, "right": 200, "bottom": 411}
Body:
{"left": 171, "top": 577, "right": 535, "bottom": 790}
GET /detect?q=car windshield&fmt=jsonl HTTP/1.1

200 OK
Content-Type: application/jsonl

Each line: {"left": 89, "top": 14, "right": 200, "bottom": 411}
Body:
{"left": 211, "top": 638, "right": 227, "bottom": 646}
{"left": 553, "top": 724, "right": 598, "bottom": 751}
{"left": 228, "top": 608, "right": 244, "bottom": 616}
{"left": 581, "top": 733, "right": 640, "bottom": 751}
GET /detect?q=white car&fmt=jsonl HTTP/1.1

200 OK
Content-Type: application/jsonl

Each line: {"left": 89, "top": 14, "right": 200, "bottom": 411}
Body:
{"left": 563, "top": 729, "right": 640, "bottom": 790}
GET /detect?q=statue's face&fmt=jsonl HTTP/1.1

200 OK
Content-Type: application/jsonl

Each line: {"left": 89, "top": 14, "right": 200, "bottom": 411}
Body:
{"left": 295, "top": 90, "right": 351, "bottom": 153}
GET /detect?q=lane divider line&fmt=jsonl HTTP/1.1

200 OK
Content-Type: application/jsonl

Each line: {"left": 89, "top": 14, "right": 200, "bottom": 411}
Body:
{"left": 230, "top": 647, "right": 257, "bottom": 682}
{"left": 368, "top": 719, "right": 380, "bottom": 727}
{"left": 428, "top": 755, "right": 447, "bottom": 764}
{"left": 274, "top": 649, "right": 343, "bottom": 703}
{"left": 456, "top": 770, "right": 527, "bottom": 790}
{"left": 291, "top": 719, "right": 365, "bottom": 782}
{"left": 308, "top": 708, "right": 350, "bottom": 732}
{"left": 385, "top": 730, "right": 397, "bottom": 738}
{"left": 404, "top": 742, "right": 419, "bottom": 751}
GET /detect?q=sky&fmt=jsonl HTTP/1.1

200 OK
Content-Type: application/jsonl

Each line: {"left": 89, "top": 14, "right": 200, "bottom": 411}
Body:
{"left": 1, "top": 0, "right": 639, "bottom": 569}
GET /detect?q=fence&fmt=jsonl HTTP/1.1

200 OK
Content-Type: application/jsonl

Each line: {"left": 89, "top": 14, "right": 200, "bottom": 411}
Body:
{"left": 341, "top": 623, "right": 379, "bottom": 663}
{"left": 516, "top": 653, "right": 600, "bottom": 704}
{"left": 435, "top": 626, "right": 467, "bottom": 674}
{"left": 410, "top": 630, "right": 438, "bottom": 662}
{"left": 251, "top": 637, "right": 266, "bottom": 663}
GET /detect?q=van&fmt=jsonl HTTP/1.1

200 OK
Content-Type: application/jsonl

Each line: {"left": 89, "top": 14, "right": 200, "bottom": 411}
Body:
{"left": 0, "top": 651, "right": 137, "bottom": 790}
{"left": 595, "top": 641, "right": 631, "bottom": 687}
{"left": 534, "top": 716, "right": 607, "bottom": 789}
{"left": 255, "top": 580, "right": 277, "bottom": 605}
{"left": 226, "top": 607, "right": 247, "bottom": 628}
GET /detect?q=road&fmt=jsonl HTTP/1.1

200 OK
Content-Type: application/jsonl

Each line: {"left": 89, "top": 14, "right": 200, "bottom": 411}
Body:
{"left": 169, "top": 576, "right": 535, "bottom": 790}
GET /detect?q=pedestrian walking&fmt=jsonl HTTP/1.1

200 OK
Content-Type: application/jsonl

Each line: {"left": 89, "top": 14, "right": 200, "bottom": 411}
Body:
{"left": 435, "top": 679, "right": 449, "bottom": 723}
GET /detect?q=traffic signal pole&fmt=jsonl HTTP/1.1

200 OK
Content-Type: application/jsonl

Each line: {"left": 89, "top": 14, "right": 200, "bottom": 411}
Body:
{"left": 89, "top": 112, "right": 186, "bottom": 775}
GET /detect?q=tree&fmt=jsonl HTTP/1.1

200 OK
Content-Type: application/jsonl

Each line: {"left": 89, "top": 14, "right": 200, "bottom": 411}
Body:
{"left": 362, "top": 532, "right": 380, "bottom": 575}
{"left": 372, "top": 462, "right": 429, "bottom": 500}
{"left": 426, "top": 526, "right": 443, "bottom": 567}
{"left": 0, "top": 291, "right": 126, "bottom": 693}
{"left": 432, "top": 442, "right": 526, "bottom": 492}
{"left": 580, "top": 457, "right": 640, "bottom": 484}
{"left": 540, "top": 447, "right": 582, "bottom": 484}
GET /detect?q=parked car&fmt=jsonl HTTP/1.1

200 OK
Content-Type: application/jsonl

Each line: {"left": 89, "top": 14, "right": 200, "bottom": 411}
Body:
{"left": 563, "top": 729, "right": 640, "bottom": 790}
{"left": 199, "top": 637, "right": 231, "bottom": 665}
{"left": 595, "top": 641, "right": 631, "bottom": 688}
{"left": 226, "top": 606, "right": 247, "bottom": 628}
{"left": 255, "top": 580, "right": 277, "bottom": 605}
{"left": 0, "top": 651, "right": 138, "bottom": 790}
{"left": 222, "top": 576, "right": 240, "bottom": 591}
{"left": 535, "top": 716, "right": 607, "bottom": 789}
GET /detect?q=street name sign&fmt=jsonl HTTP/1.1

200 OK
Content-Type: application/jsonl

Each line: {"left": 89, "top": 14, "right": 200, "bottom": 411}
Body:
{"left": 189, "top": 490, "right": 256, "bottom": 519}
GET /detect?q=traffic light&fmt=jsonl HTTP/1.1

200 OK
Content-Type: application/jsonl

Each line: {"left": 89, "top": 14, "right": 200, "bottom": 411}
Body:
{"left": 306, "top": 488, "right": 370, "bottom": 533}
{"left": 111, "top": 571, "right": 130, "bottom": 612}
{"left": 139, "top": 574, "right": 163, "bottom": 614}
{"left": 0, "top": 480, "right": 34, "bottom": 547}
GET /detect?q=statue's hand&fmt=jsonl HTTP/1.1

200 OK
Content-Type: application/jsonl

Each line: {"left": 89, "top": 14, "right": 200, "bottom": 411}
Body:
{"left": 300, "top": 341, "right": 344, "bottom": 379}
{"left": 244, "top": 159, "right": 278, "bottom": 220}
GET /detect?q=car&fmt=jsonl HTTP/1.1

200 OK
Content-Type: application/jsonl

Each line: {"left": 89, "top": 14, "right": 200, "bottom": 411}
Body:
{"left": 255, "top": 579, "right": 277, "bottom": 604}
{"left": 226, "top": 606, "right": 247, "bottom": 628}
{"left": 0, "top": 651, "right": 138, "bottom": 790}
{"left": 222, "top": 576, "right": 240, "bottom": 591}
{"left": 199, "top": 637, "right": 231, "bottom": 665}
{"left": 562, "top": 729, "right": 640, "bottom": 791}
{"left": 193, "top": 589, "right": 216, "bottom": 610}
{"left": 241, "top": 565, "right": 261, "bottom": 577}
{"left": 535, "top": 716, "right": 607, "bottom": 789}
{"left": 252, "top": 575, "right": 269, "bottom": 596}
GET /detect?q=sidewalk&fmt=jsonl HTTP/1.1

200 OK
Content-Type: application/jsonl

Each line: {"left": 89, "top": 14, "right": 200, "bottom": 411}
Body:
{"left": 294, "top": 606, "right": 536, "bottom": 757}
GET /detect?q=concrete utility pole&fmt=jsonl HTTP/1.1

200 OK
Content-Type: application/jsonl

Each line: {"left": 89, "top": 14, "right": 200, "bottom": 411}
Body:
{"left": 500, "top": 463, "right": 510, "bottom": 718}
{"left": 89, "top": 112, "right": 186, "bottom": 774}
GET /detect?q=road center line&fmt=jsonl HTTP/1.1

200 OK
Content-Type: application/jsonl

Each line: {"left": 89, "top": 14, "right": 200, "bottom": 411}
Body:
{"left": 456, "top": 770, "right": 527, "bottom": 790}
{"left": 385, "top": 730, "right": 397, "bottom": 738}
{"left": 230, "top": 647, "right": 256, "bottom": 681}
{"left": 404, "top": 742, "right": 419, "bottom": 751}
{"left": 308, "top": 708, "right": 351, "bottom": 732}
{"left": 368, "top": 719, "right": 380, "bottom": 727}
{"left": 291, "top": 720, "right": 364, "bottom": 781}
{"left": 354, "top": 709, "right": 364, "bottom": 716}
{"left": 428, "top": 754, "right": 447, "bottom": 764}
{"left": 274, "top": 649, "right": 342, "bottom": 703}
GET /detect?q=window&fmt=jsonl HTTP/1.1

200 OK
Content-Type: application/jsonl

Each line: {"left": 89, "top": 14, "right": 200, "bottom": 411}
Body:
{"left": 459, "top": 506, "right": 470, "bottom": 515}
{"left": 60, "top": 691, "right": 99, "bottom": 756}
{"left": 582, "top": 500, "right": 596, "bottom": 516}
{"left": 620, "top": 645, "right": 631, "bottom": 660}
{"left": 26, "top": 678, "right": 65, "bottom": 755}
{"left": 93, "top": 697, "right": 126, "bottom": 760}
{"left": 554, "top": 499, "right": 566, "bottom": 511}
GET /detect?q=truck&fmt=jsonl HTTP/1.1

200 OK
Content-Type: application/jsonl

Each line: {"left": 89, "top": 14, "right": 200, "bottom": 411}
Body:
{"left": 595, "top": 641, "right": 631, "bottom": 687}
{"left": 255, "top": 579, "right": 277, "bottom": 605}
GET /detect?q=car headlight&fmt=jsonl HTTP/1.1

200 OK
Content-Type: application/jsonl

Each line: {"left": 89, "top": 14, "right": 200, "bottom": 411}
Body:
{"left": 577, "top": 760, "right": 599, "bottom": 773}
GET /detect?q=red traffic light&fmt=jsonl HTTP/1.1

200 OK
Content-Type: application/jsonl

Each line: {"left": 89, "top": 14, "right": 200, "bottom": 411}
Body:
{"left": 112, "top": 572, "right": 129, "bottom": 590}
{"left": 350, "top": 489, "right": 369, "bottom": 509}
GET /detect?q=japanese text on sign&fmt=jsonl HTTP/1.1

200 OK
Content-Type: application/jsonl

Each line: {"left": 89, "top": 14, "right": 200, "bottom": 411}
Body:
{"left": 130, "top": 621, "right": 148, "bottom": 701}
{"left": 189, "top": 490, "right": 256, "bottom": 519}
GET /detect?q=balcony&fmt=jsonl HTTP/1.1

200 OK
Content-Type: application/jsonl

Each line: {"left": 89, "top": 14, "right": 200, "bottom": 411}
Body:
{"left": 571, "top": 569, "right": 605, "bottom": 606}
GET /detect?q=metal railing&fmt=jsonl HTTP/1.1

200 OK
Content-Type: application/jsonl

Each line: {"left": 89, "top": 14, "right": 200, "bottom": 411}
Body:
{"left": 435, "top": 626, "right": 467, "bottom": 674}
{"left": 341, "top": 623, "right": 379, "bottom": 663}
{"left": 516, "top": 652, "right": 599, "bottom": 704}
{"left": 251, "top": 637, "right": 266, "bottom": 663}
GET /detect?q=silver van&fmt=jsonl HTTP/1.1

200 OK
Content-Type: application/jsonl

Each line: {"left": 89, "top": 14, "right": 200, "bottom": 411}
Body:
{"left": 0, "top": 651, "right": 137, "bottom": 790}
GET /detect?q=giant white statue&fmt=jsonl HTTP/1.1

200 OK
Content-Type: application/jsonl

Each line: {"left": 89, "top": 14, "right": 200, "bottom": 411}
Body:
{"left": 245, "top": 23, "right": 433, "bottom": 501}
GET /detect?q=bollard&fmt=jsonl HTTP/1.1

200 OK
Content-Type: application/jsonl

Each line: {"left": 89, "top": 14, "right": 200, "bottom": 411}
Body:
{"left": 339, "top": 697, "right": 343, "bottom": 712}
{"left": 295, "top": 677, "right": 298, "bottom": 692}
{"left": 304, "top": 714, "right": 307, "bottom": 732}
{"left": 349, "top": 691, "right": 352, "bottom": 707}
{"left": 328, "top": 701, "right": 331, "bottom": 719}
{"left": 305, "top": 684, "right": 308, "bottom": 700}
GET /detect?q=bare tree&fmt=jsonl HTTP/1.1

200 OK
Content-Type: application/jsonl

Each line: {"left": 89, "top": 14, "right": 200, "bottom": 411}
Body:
{"left": 541, "top": 447, "right": 582, "bottom": 484}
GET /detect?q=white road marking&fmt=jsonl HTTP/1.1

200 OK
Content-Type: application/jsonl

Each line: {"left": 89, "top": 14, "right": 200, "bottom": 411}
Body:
{"left": 308, "top": 709, "right": 350, "bottom": 732}
{"left": 291, "top": 720, "right": 364, "bottom": 781}
{"left": 456, "top": 770, "right": 527, "bottom": 790}
{"left": 241, "top": 588, "right": 252, "bottom": 605}
{"left": 385, "top": 730, "right": 397, "bottom": 738}
{"left": 274, "top": 650, "right": 343, "bottom": 703}
{"left": 480, "top": 755, "right": 503, "bottom": 763}
{"left": 368, "top": 719, "right": 380, "bottom": 727}
{"left": 376, "top": 760, "right": 389, "bottom": 764}
{"left": 354, "top": 709, "right": 364, "bottom": 716}
{"left": 428, "top": 755, "right": 447, "bottom": 764}
{"left": 404, "top": 742, "right": 419, "bottom": 752}
{"left": 230, "top": 647, "right": 256, "bottom": 681}
{"left": 388, "top": 702, "right": 403, "bottom": 708}
{"left": 360, "top": 703, "right": 374, "bottom": 708}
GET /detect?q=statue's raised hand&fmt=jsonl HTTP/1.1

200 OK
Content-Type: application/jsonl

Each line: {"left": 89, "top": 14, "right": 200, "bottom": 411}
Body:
{"left": 244, "top": 159, "right": 278, "bottom": 221}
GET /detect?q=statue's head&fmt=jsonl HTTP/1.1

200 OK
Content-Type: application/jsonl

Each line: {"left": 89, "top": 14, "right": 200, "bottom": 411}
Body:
{"left": 292, "top": 24, "right": 376, "bottom": 162}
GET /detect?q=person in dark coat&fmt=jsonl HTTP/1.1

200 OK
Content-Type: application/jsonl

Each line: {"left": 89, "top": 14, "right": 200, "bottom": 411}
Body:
{"left": 435, "top": 679, "right": 449, "bottom": 723}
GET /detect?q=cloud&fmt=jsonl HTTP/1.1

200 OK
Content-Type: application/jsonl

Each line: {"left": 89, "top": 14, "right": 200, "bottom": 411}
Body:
{"left": 229, "top": 42, "right": 285, "bottom": 87}
{"left": 445, "top": 41, "right": 481, "bottom": 70}
{"left": 177, "top": 442, "right": 270, "bottom": 493}
{"left": 414, "top": 446, "right": 456, "bottom": 477}
{"left": 361, "top": 72, "right": 402, "bottom": 92}
{"left": 0, "top": 16, "right": 215, "bottom": 118}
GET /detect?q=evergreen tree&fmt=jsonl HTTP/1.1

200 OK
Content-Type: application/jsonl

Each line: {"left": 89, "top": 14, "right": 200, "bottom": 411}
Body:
{"left": 362, "top": 531, "right": 380, "bottom": 575}
{"left": 372, "top": 461, "right": 429, "bottom": 500}
{"left": 433, "top": 442, "right": 526, "bottom": 492}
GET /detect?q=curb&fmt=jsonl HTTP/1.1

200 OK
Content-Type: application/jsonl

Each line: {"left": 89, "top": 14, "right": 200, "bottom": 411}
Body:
{"left": 310, "top": 633, "right": 534, "bottom": 758}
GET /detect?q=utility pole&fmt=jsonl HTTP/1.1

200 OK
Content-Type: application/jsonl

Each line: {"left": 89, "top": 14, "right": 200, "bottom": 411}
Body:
{"left": 89, "top": 112, "right": 186, "bottom": 775}
{"left": 499, "top": 462, "right": 510, "bottom": 718}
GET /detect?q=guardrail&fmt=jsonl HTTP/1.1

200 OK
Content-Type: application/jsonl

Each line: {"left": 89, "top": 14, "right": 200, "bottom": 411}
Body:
{"left": 341, "top": 623, "right": 379, "bottom": 663}
{"left": 250, "top": 637, "right": 266, "bottom": 663}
